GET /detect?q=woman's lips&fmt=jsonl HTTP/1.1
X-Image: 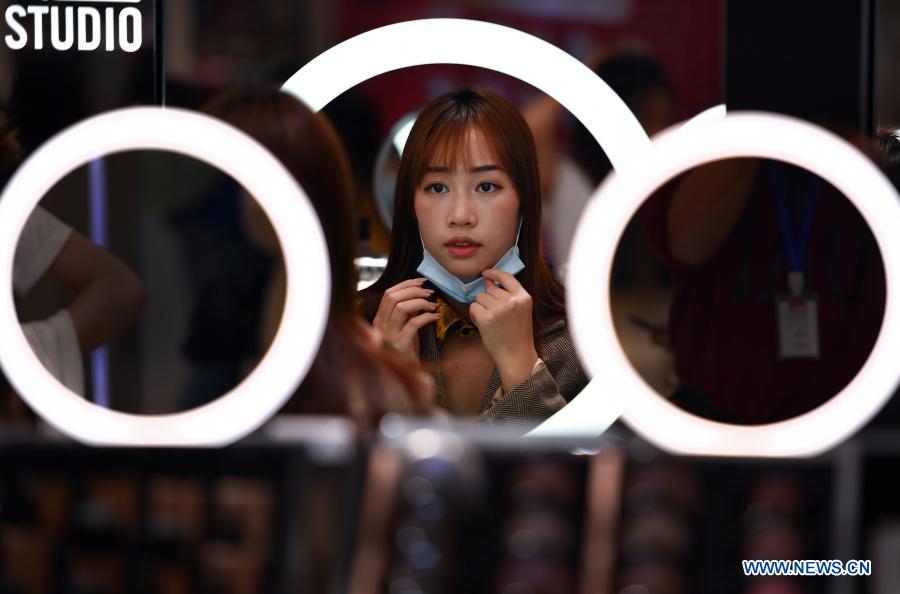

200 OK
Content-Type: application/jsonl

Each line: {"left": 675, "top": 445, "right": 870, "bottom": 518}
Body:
{"left": 445, "top": 239, "right": 481, "bottom": 258}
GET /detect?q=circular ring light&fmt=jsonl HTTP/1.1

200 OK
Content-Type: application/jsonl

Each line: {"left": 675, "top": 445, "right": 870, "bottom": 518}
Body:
{"left": 0, "top": 107, "right": 331, "bottom": 446}
{"left": 567, "top": 112, "right": 900, "bottom": 457}
{"left": 281, "top": 18, "right": 652, "bottom": 438}
{"left": 282, "top": 18, "right": 650, "bottom": 174}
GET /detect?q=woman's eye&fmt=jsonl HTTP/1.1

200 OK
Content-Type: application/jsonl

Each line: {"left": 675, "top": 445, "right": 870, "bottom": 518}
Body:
{"left": 426, "top": 182, "right": 448, "bottom": 194}
{"left": 476, "top": 182, "right": 499, "bottom": 192}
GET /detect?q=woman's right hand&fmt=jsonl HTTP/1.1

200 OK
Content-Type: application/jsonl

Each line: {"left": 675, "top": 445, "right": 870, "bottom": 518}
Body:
{"left": 372, "top": 278, "right": 440, "bottom": 360}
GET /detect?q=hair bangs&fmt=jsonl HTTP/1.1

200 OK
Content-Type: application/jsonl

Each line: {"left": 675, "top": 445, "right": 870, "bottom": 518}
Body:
{"left": 414, "top": 118, "right": 482, "bottom": 180}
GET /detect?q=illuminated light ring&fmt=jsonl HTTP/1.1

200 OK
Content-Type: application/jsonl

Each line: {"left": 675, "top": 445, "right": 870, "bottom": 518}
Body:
{"left": 0, "top": 107, "right": 330, "bottom": 446}
{"left": 282, "top": 18, "right": 650, "bottom": 172}
{"left": 677, "top": 103, "right": 727, "bottom": 132}
{"left": 282, "top": 18, "right": 652, "bottom": 438}
{"left": 567, "top": 112, "right": 900, "bottom": 457}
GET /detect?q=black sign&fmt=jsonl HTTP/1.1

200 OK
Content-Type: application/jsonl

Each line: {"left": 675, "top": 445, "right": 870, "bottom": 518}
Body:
{"left": 4, "top": 0, "right": 145, "bottom": 52}
{"left": 2, "top": 0, "right": 159, "bottom": 152}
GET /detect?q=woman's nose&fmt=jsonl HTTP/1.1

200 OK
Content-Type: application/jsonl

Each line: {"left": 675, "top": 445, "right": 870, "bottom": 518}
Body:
{"left": 447, "top": 194, "right": 476, "bottom": 227}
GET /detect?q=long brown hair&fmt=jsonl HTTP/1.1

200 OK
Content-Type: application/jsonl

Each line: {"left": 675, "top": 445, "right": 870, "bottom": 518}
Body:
{"left": 360, "top": 87, "right": 566, "bottom": 337}
{"left": 204, "top": 87, "right": 431, "bottom": 428}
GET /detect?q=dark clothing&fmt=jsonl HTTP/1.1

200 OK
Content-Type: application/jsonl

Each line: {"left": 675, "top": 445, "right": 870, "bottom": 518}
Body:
{"left": 643, "top": 163, "right": 885, "bottom": 424}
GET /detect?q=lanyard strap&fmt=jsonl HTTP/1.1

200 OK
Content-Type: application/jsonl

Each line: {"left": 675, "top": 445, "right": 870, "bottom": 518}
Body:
{"left": 770, "top": 161, "right": 820, "bottom": 275}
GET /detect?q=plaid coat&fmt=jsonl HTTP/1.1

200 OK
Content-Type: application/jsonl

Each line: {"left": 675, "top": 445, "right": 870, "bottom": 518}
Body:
{"left": 419, "top": 318, "right": 588, "bottom": 424}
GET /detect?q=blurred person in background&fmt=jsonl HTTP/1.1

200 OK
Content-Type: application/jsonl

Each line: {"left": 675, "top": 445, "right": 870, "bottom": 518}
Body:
{"left": 0, "top": 111, "right": 146, "bottom": 409}
{"left": 523, "top": 50, "right": 677, "bottom": 277}
{"left": 360, "top": 87, "right": 587, "bottom": 425}
{"left": 641, "top": 140, "right": 886, "bottom": 424}
{"left": 203, "top": 87, "right": 434, "bottom": 434}
{"left": 321, "top": 89, "right": 392, "bottom": 254}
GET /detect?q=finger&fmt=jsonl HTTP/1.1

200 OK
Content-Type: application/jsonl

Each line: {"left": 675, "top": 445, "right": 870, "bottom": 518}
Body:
{"left": 383, "top": 287, "right": 425, "bottom": 326}
{"left": 474, "top": 291, "right": 498, "bottom": 310}
{"left": 468, "top": 301, "right": 488, "bottom": 328}
{"left": 399, "top": 311, "right": 441, "bottom": 337}
{"left": 392, "top": 298, "right": 438, "bottom": 322}
{"left": 387, "top": 286, "right": 435, "bottom": 306}
{"left": 379, "top": 286, "right": 434, "bottom": 326}
{"left": 385, "top": 278, "right": 428, "bottom": 296}
{"left": 385, "top": 299, "right": 436, "bottom": 336}
{"left": 483, "top": 277, "right": 510, "bottom": 300}
{"left": 481, "top": 268, "right": 524, "bottom": 293}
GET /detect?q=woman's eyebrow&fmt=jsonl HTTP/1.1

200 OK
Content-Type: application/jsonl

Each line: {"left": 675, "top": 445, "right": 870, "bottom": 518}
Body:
{"left": 469, "top": 164, "right": 503, "bottom": 173}
{"left": 423, "top": 164, "right": 504, "bottom": 173}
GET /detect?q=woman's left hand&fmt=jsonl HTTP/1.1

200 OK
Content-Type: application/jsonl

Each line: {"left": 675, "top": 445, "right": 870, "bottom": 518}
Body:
{"left": 470, "top": 269, "right": 539, "bottom": 392}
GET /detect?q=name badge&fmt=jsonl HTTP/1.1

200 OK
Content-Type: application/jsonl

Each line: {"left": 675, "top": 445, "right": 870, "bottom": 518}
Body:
{"left": 776, "top": 293, "right": 819, "bottom": 359}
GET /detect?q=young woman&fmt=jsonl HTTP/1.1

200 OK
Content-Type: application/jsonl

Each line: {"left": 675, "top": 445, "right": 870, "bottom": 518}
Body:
{"left": 203, "top": 88, "right": 433, "bottom": 433}
{"left": 360, "top": 88, "right": 588, "bottom": 424}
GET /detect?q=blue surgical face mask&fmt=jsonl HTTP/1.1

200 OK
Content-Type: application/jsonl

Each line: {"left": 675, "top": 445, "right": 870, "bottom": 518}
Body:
{"left": 416, "top": 218, "right": 525, "bottom": 303}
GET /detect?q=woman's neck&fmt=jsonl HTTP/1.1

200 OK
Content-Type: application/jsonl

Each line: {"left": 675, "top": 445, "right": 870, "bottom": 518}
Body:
{"left": 442, "top": 294, "right": 472, "bottom": 322}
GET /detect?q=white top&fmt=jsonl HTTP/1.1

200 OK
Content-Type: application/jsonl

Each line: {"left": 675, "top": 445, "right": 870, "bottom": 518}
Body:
{"left": 13, "top": 206, "right": 74, "bottom": 296}
{"left": 12, "top": 207, "right": 84, "bottom": 395}
{"left": 22, "top": 310, "right": 84, "bottom": 396}
{"left": 543, "top": 156, "right": 594, "bottom": 282}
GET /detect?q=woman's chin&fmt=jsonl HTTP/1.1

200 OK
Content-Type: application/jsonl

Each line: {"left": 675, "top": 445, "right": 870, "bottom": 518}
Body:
{"left": 435, "top": 260, "right": 485, "bottom": 283}
{"left": 449, "top": 268, "right": 484, "bottom": 284}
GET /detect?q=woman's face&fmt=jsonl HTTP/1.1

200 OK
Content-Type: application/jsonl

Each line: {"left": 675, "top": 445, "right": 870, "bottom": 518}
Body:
{"left": 414, "top": 127, "right": 521, "bottom": 283}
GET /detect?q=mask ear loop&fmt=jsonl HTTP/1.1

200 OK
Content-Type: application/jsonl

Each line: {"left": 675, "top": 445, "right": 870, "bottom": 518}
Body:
{"left": 416, "top": 217, "right": 427, "bottom": 252}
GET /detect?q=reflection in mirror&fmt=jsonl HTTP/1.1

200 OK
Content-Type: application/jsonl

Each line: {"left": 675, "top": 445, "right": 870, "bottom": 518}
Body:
{"left": 2, "top": 90, "right": 437, "bottom": 434}
{"left": 611, "top": 155, "right": 892, "bottom": 425}
{"left": 14, "top": 202, "right": 145, "bottom": 401}
{"left": 356, "top": 110, "right": 419, "bottom": 291}
{"left": 357, "top": 87, "right": 589, "bottom": 430}
{"left": 372, "top": 109, "right": 419, "bottom": 232}
{"left": 530, "top": 51, "right": 677, "bottom": 282}
{"left": 9, "top": 148, "right": 279, "bottom": 416}
{"left": 202, "top": 88, "right": 433, "bottom": 433}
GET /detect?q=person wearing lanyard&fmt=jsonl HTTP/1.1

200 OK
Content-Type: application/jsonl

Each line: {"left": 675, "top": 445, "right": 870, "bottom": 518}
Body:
{"left": 771, "top": 161, "right": 821, "bottom": 360}
{"left": 641, "top": 157, "right": 885, "bottom": 425}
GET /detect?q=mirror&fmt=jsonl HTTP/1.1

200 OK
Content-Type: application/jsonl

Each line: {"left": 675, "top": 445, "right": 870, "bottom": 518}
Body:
{"left": 371, "top": 109, "right": 420, "bottom": 232}
{"left": 610, "top": 155, "right": 889, "bottom": 425}
{"left": 10, "top": 150, "right": 284, "bottom": 415}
